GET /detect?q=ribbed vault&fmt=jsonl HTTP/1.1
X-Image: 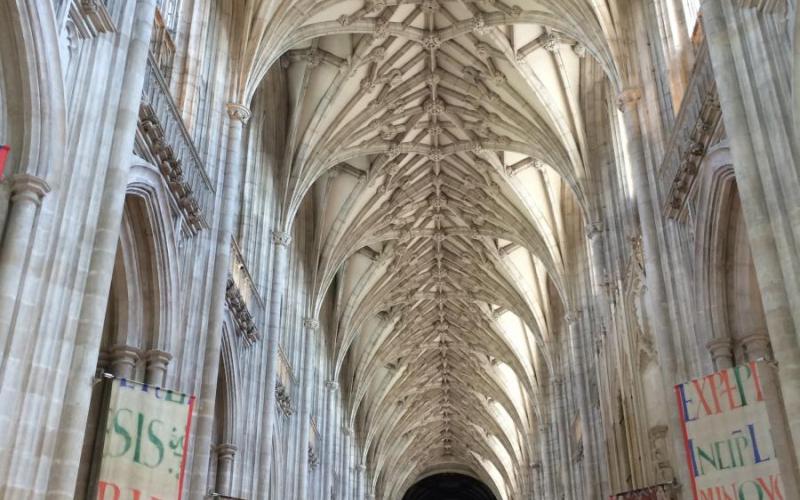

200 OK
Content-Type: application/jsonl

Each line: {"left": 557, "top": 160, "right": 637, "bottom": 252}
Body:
{"left": 234, "top": 1, "right": 626, "bottom": 498}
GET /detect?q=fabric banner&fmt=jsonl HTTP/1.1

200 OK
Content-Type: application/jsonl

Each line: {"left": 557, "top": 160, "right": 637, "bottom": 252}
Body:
{"left": 674, "top": 361, "right": 799, "bottom": 500}
{"left": 97, "top": 378, "right": 195, "bottom": 500}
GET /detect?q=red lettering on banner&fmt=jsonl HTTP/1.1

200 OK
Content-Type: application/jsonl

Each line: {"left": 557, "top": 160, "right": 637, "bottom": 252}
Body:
{"left": 98, "top": 481, "right": 121, "bottom": 500}
{"left": 749, "top": 361, "right": 764, "bottom": 402}
{"left": 692, "top": 377, "right": 717, "bottom": 417}
{"left": 757, "top": 475, "right": 784, "bottom": 500}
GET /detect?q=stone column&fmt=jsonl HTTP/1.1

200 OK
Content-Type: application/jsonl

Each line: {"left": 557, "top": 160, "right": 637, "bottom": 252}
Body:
{"left": 46, "top": 2, "right": 159, "bottom": 496}
{"left": 108, "top": 345, "right": 141, "bottom": 379}
{"left": 741, "top": 333, "right": 771, "bottom": 362}
{"left": 702, "top": 0, "right": 800, "bottom": 469}
{"left": 356, "top": 463, "right": 366, "bottom": 500}
{"left": 565, "top": 312, "right": 599, "bottom": 498}
{"left": 552, "top": 377, "right": 572, "bottom": 499}
{"left": 295, "top": 318, "right": 319, "bottom": 500}
{"left": 187, "top": 101, "right": 250, "bottom": 499}
{"left": 618, "top": 87, "right": 688, "bottom": 491}
{"left": 342, "top": 426, "right": 354, "bottom": 499}
{"left": 706, "top": 338, "right": 734, "bottom": 370}
{"left": 0, "top": 174, "right": 50, "bottom": 351}
{"left": 322, "top": 380, "right": 339, "bottom": 500}
{"left": 143, "top": 349, "right": 172, "bottom": 386}
{"left": 256, "top": 230, "right": 291, "bottom": 498}
{"left": 538, "top": 422, "right": 553, "bottom": 499}
{"left": 214, "top": 443, "right": 237, "bottom": 496}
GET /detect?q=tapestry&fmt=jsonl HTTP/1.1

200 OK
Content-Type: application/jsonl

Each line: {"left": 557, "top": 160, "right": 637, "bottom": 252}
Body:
{"left": 97, "top": 378, "right": 194, "bottom": 500}
{"left": 674, "top": 361, "right": 798, "bottom": 500}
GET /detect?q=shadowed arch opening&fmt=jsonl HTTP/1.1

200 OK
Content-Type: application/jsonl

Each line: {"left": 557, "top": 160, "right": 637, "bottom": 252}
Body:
{"left": 402, "top": 473, "right": 497, "bottom": 500}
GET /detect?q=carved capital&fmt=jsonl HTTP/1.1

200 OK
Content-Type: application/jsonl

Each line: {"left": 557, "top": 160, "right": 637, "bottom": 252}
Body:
{"left": 303, "top": 318, "right": 320, "bottom": 330}
{"left": 9, "top": 174, "right": 51, "bottom": 205}
{"left": 585, "top": 220, "right": 604, "bottom": 239}
{"left": 325, "top": 380, "right": 339, "bottom": 392}
{"left": 226, "top": 103, "right": 251, "bottom": 124}
{"left": 741, "top": 332, "right": 771, "bottom": 362}
{"left": 617, "top": 87, "right": 642, "bottom": 112}
{"left": 271, "top": 230, "right": 292, "bottom": 247}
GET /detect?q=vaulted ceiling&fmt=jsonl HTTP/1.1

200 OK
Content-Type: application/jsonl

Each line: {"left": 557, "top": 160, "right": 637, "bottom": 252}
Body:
{"left": 234, "top": 1, "right": 628, "bottom": 498}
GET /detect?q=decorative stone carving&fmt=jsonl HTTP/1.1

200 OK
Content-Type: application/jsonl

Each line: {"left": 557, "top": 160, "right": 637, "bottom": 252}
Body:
{"left": 303, "top": 318, "right": 320, "bottom": 330}
{"left": 308, "top": 446, "right": 320, "bottom": 470}
{"left": 471, "top": 14, "right": 487, "bottom": 35}
{"left": 138, "top": 104, "right": 205, "bottom": 232}
{"left": 543, "top": 32, "right": 561, "bottom": 52}
{"left": 226, "top": 278, "right": 260, "bottom": 344}
{"left": 271, "top": 230, "right": 292, "bottom": 247}
{"left": 617, "top": 87, "right": 642, "bottom": 112}
{"left": 275, "top": 381, "right": 294, "bottom": 416}
{"left": 226, "top": 103, "right": 251, "bottom": 123}
{"left": 422, "top": 34, "right": 442, "bottom": 50}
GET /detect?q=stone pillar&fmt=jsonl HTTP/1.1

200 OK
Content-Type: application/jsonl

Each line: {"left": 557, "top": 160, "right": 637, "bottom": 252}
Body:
{"left": 322, "top": 380, "right": 339, "bottom": 500}
{"left": 256, "top": 229, "right": 291, "bottom": 498}
{"left": 108, "top": 345, "right": 141, "bottom": 379}
{"left": 0, "top": 174, "right": 50, "bottom": 350}
{"left": 143, "top": 349, "right": 172, "bottom": 386}
{"left": 741, "top": 333, "right": 771, "bottom": 362}
{"left": 618, "top": 87, "right": 688, "bottom": 491}
{"left": 552, "top": 377, "right": 572, "bottom": 499}
{"left": 46, "top": 2, "right": 159, "bottom": 497}
{"left": 295, "top": 318, "right": 319, "bottom": 500}
{"left": 565, "top": 312, "right": 599, "bottom": 498}
{"left": 214, "top": 443, "right": 237, "bottom": 496}
{"left": 538, "top": 422, "right": 553, "bottom": 499}
{"left": 706, "top": 337, "right": 734, "bottom": 370}
{"left": 702, "top": 0, "right": 800, "bottom": 471}
{"left": 356, "top": 463, "right": 366, "bottom": 500}
{"left": 342, "top": 426, "right": 354, "bottom": 499}
{"left": 187, "top": 101, "right": 250, "bottom": 499}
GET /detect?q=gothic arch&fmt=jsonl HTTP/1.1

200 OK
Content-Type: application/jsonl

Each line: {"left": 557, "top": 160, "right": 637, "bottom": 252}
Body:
{"left": 691, "top": 145, "right": 768, "bottom": 363}
{"left": 0, "top": 1, "right": 66, "bottom": 178}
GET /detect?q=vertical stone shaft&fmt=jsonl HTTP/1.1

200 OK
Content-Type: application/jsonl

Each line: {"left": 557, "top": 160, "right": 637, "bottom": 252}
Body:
{"left": 0, "top": 175, "right": 50, "bottom": 351}
{"left": 702, "top": 0, "right": 800, "bottom": 470}
{"left": 45, "top": 2, "right": 158, "bottom": 496}
{"left": 322, "top": 380, "right": 339, "bottom": 500}
{"left": 256, "top": 232, "right": 291, "bottom": 497}
{"left": 618, "top": 88, "right": 689, "bottom": 490}
{"left": 356, "top": 463, "right": 366, "bottom": 500}
{"left": 187, "top": 101, "right": 250, "bottom": 498}
{"left": 566, "top": 313, "right": 598, "bottom": 498}
{"left": 295, "top": 318, "right": 318, "bottom": 499}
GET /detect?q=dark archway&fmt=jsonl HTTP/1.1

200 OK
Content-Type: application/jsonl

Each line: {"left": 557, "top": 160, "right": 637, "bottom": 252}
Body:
{"left": 402, "top": 473, "right": 497, "bottom": 500}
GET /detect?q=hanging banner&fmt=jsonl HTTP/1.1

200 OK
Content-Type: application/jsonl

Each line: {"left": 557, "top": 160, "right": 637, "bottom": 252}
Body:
{"left": 674, "top": 361, "right": 799, "bottom": 500}
{"left": 0, "top": 144, "right": 10, "bottom": 179}
{"left": 97, "top": 378, "right": 195, "bottom": 500}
